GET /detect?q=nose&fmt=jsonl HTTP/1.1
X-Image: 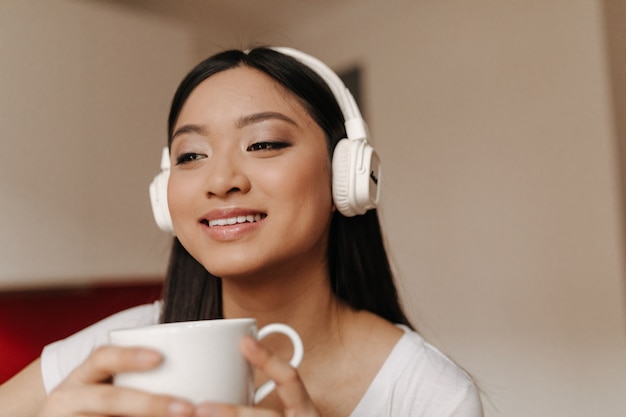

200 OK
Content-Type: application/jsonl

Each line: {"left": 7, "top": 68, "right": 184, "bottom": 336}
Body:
{"left": 203, "top": 151, "right": 251, "bottom": 198}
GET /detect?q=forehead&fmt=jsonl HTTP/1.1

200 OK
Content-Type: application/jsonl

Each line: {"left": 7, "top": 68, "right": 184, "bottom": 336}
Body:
{"left": 176, "top": 66, "right": 312, "bottom": 127}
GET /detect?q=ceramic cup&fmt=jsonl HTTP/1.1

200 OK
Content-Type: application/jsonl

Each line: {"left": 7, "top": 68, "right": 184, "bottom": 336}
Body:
{"left": 109, "top": 318, "right": 303, "bottom": 405}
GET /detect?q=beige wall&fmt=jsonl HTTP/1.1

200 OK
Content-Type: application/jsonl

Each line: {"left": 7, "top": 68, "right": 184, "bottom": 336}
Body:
{"left": 1, "top": 1, "right": 625, "bottom": 416}
{"left": 0, "top": 0, "right": 184, "bottom": 288}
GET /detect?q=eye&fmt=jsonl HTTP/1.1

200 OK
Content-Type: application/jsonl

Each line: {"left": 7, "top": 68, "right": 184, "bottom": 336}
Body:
{"left": 246, "top": 141, "right": 290, "bottom": 152}
{"left": 175, "top": 152, "right": 206, "bottom": 165}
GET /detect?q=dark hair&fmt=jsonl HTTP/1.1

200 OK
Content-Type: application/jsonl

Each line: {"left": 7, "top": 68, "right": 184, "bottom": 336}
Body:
{"left": 160, "top": 47, "right": 413, "bottom": 329}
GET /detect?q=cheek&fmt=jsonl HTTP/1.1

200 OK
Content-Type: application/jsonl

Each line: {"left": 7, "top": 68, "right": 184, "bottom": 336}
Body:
{"left": 263, "top": 157, "right": 332, "bottom": 205}
{"left": 166, "top": 175, "right": 196, "bottom": 224}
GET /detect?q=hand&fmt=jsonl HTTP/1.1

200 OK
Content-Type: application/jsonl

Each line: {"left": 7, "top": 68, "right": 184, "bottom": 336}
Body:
{"left": 38, "top": 345, "right": 195, "bottom": 417}
{"left": 195, "top": 336, "right": 321, "bottom": 417}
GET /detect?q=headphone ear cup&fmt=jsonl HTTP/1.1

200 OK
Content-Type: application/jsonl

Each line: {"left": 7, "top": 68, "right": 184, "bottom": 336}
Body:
{"left": 332, "top": 138, "right": 381, "bottom": 217}
{"left": 332, "top": 138, "right": 359, "bottom": 217}
{"left": 149, "top": 169, "right": 174, "bottom": 234}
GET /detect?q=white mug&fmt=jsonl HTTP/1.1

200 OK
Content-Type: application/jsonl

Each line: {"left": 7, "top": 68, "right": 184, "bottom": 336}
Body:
{"left": 109, "top": 318, "right": 303, "bottom": 405}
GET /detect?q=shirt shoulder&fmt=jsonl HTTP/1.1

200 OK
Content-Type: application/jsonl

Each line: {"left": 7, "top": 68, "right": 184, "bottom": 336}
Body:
{"left": 351, "top": 326, "right": 483, "bottom": 417}
{"left": 40, "top": 301, "right": 161, "bottom": 393}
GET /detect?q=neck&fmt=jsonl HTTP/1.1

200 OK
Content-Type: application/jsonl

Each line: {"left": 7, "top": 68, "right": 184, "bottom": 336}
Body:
{"left": 220, "top": 262, "right": 350, "bottom": 357}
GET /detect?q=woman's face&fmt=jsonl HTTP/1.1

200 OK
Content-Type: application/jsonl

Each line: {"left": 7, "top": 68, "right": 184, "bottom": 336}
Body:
{"left": 168, "top": 66, "right": 335, "bottom": 280}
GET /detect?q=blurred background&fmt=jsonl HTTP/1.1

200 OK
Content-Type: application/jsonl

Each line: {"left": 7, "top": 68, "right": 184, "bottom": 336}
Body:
{"left": 1, "top": 1, "right": 625, "bottom": 416}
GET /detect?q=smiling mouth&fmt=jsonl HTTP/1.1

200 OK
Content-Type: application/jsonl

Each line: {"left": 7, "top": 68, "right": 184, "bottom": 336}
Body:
{"left": 201, "top": 213, "right": 266, "bottom": 227}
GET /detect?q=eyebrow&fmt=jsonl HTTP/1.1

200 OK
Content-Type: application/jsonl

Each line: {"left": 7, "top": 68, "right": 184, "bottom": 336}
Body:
{"left": 236, "top": 111, "right": 298, "bottom": 129}
{"left": 171, "top": 124, "right": 208, "bottom": 141}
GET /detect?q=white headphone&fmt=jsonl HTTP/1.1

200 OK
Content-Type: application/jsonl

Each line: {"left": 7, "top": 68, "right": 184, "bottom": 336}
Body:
{"left": 149, "top": 46, "right": 381, "bottom": 234}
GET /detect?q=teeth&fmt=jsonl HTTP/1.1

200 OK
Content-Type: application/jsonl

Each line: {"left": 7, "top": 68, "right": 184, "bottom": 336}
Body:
{"left": 208, "top": 214, "right": 263, "bottom": 227}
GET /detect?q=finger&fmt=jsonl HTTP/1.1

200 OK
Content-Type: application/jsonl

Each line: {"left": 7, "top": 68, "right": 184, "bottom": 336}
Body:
{"left": 67, "top": 345, "right": 163, "bottom": 386}
{"left": 46, "top": 383, "right": 194, "bottom": 417}
{"left": 240, "top": 337, "right": 315, "bottom": 412}
{"left": 196, "top": 403, "right": 280, "bottom": 417}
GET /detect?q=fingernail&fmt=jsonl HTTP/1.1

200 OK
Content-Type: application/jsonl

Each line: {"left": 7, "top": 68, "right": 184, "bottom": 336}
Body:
{"left": 168, "top": 400, "right": 194, "bottom": 417}
{"left": 241, "top": 336, "right": 261, "bottom": 353}
{"left": 135, "top": 349, "right": 162, "bottom": 365}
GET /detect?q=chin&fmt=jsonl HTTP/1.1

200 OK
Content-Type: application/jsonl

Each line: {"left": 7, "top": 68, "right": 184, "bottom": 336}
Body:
{"left": 199, "top": 256, "right": 266, "bottom": 280}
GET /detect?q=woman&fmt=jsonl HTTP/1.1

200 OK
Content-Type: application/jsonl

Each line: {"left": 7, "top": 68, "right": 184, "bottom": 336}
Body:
{"left": 0, "top": 47, "right": 482, "bottom": 417}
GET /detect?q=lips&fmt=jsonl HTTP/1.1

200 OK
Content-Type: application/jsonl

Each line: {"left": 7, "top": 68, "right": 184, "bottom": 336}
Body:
{"left": 202, "top": 213, "right": 265, "bottom": 227}
{"left": 200, "top": 209, "right": 267, "bottom": 228}
{"left": 198, "top": 209, "right": 267, "bottom": 242}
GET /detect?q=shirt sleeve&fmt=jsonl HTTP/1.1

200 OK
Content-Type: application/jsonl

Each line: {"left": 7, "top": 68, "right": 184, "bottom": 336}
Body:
{"left": 40, "top": 301, "right": 161, "bottom": 393}
{"left": 350, "top": 326, "right": 483, "bottom": 417}
{"left": 439, "top": 376, "right": 483, "bottom": 417}
{"left": 394, "top": 347, "right": 483, "bottom": 417}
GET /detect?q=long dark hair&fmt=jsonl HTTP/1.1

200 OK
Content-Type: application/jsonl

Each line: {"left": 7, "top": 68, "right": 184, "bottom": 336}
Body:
{"left": 160, "top": 47, "right": 413, "bottom": 329}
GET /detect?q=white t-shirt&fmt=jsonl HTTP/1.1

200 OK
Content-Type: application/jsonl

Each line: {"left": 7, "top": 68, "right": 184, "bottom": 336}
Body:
{"left": 41, "top": 303, "right": 482, "bottom": 417}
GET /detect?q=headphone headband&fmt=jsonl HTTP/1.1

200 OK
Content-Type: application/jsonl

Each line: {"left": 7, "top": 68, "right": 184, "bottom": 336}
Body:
{"left": 269, "top": 47, "right": 368, "bottom": 141}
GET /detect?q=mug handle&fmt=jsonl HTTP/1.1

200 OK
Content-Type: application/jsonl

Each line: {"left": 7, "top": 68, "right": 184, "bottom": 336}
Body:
{"left": 253, "top": 323, "right": 304, "bottom": 404}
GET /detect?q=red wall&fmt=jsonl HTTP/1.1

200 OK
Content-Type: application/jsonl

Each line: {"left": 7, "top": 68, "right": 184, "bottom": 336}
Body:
{"left": 0, "top": 281, "right": 162, "bottom": 384}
